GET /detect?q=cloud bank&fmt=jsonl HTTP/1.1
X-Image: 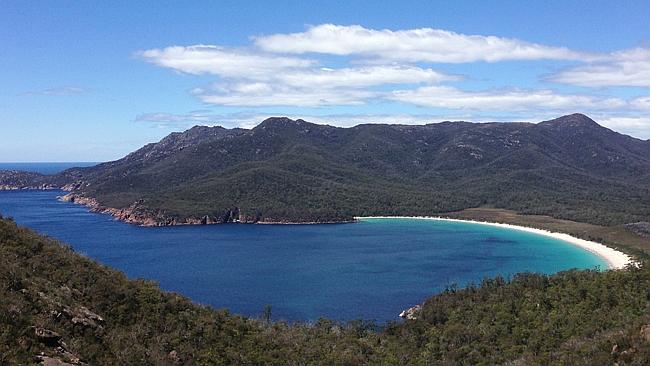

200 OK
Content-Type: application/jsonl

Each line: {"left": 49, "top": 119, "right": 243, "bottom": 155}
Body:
{"left": 253, "top": 24, "right": 589, "bottom": 63}
{"left": 136, "top": 24, "right": 650, "bottom": 138}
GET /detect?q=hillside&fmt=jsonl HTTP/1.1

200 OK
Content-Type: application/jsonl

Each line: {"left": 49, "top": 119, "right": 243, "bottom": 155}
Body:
{"left": 2, "top": 113, "right": 650, "bottom": 226}
{"left": 5, "top": 214, "right": 650, "bottom": 365}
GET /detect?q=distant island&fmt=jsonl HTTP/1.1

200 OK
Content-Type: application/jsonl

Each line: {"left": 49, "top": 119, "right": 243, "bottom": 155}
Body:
{"left": 2, "top": 113, "right": 650, "bottom": 227}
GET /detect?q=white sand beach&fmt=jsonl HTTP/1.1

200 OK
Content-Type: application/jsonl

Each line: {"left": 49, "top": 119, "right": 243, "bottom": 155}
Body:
{"left": 356, "top": 216, "right": 634, "bottom": 270}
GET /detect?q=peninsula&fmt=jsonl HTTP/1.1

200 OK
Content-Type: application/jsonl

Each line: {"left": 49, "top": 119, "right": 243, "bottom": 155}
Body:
{"left": 1, "top": 113, "right": 649, "bottom": 229}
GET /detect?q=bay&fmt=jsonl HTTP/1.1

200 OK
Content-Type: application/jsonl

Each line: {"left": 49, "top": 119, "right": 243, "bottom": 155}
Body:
{"left": 0, "top": 189, "right": 607, "bottom": 322}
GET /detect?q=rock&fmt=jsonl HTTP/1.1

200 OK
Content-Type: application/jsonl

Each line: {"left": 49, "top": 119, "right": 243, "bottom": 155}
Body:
{"left": 399, "top": 305, "right": 421, "bottom": 320}
{"left": 168, "top": 350, "right": 181, "bottom": 364}
{"left": 67, "top": 306, "right": 104, "bottom": 329}
{"left": 33, "top": 327, "right": 61, "bottom": 347}
{"left": 37, "top": 356, "right": 75, "bottom": 366}
{"left": 640, "top": 325, "right": 650, "bottom": 343}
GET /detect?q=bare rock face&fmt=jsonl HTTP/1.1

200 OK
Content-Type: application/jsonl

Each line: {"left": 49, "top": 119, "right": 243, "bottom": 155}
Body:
{"left": 37, "top": 356, "right": 75, "bottom": 366}
{"left": 36, "top": 353, "right": 87, "bottom": 366}
{"left": 33, "top": 327, "right": 61, "bottom": 347}
{"left": 640, "top": 324, "right": 650, "bottom": 343}
{"left": 69, "top": 306, "right": 105, "bottom": 329}
{"left": 399, "top": 305, "right": 422, "bottom": 320}
{"left": 35, "top": 289, "right": 105, "bottom": 333}
{"left": 168, "top": 350, "right": 181, "bottom": 364}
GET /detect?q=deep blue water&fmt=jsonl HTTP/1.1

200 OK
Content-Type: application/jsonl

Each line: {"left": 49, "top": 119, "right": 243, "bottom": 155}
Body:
{"left": 0, "top": 189, "right": 607, "bottom": 323}
{"left": 0, "top": 162, "right": 99, "bottom": 174}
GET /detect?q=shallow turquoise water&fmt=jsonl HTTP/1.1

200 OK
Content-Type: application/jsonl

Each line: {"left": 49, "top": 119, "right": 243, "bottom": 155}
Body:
{"left": 0, "top": 190, "right": 607, "bottom": 322}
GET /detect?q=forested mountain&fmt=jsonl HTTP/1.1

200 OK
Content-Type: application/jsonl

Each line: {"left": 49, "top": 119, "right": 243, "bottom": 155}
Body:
{"left": 2, "top": 113, "right": 649, "bottom": 225}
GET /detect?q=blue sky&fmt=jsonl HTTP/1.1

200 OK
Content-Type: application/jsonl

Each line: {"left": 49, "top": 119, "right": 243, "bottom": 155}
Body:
{"left": 3, "top": 0, "right": 650, "bottom": 162}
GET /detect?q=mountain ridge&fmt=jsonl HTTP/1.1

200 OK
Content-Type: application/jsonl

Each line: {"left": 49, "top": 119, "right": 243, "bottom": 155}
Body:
{"left": 2, "top": 113, "right": 649, "bottom": 226}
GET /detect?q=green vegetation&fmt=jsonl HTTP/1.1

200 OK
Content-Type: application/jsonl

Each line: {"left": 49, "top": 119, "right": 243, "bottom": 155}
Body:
{"left": 3, "top": 113, "right": 650, "bottom": 363}
{"left": 4, "top": 215, "right": 650, "bottom": 365}
{"left": 2, "top": 113, "right": 650, "bottom": 226}
{"left": 448, "top": 207, "right": 650, "bottom": 258}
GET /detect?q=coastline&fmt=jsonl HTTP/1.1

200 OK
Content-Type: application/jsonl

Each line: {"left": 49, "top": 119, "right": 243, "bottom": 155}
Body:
{"left": 357, "top": 216, "right": 634, "bottom": 270}
{"left": 58, "top": 192, "right": 356, "bottom": 226}
{"left": 1, "top": 189, "right": 639, "bottom": 267}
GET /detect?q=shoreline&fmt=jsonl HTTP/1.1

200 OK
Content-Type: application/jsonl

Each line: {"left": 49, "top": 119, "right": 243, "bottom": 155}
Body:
{"left": 57, "top": 192, "right": 357, "bottom": 227}
{"left": 2, "top": 190, "right": 638, "bottom": 269}
{"left": 357, "top": 216, "right": 634, "bottom": 270}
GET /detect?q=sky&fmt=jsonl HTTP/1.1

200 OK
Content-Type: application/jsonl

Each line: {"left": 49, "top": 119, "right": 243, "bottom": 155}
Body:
{"left": 3, "top": 0, "right": 650, "bottom": 162}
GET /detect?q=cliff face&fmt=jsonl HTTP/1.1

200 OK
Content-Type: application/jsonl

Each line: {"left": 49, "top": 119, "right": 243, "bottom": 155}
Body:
{"left": 59, "top": 193, "right": 263, "bottom": 226}
{"left": 3, "top": 113, "right": 650, "bottom": 226}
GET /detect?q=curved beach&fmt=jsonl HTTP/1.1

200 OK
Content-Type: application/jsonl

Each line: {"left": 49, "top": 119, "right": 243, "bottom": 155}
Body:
{"left": 357, "top": 216, "right": 633, "bottom": 270}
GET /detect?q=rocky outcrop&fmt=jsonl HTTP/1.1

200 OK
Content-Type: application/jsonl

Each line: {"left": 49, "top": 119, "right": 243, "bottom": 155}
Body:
{"left": 167, "top": 350, "right": 182, "bottom": 364}
{"left": 36, "top": 356, "right": 76, "bottom": 366}
{"left": 59, "top": 193, "right": 352, "bottom": 226}
{"left": 399, "top": 305, "right": 421, "bottom": 320}
{"left": 69, "top": 306, "right": 104, "bottom": 329}
{"left": 32, "top": 328, "right": 88, "bottom": 365}
{"left": 640, "top": 324, "right": 650, "bottom": 343}
{"left": 59, "top": 194, "right": 169, "bottom": 226}
{"left": 34, "top": 327, "right": 61, "bottom": 347}
{"left": 35, "top": 290, "right": 105, "bottom": 332}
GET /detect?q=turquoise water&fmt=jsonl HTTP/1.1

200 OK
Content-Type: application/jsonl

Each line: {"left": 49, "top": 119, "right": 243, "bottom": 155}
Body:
{"left": 0, "top": 190, "right": 607, "bottom": 322}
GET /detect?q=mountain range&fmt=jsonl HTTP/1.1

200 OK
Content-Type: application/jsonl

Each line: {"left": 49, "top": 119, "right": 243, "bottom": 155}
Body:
{"left": 2, "top": 113, "right": 649, "bottom": 226}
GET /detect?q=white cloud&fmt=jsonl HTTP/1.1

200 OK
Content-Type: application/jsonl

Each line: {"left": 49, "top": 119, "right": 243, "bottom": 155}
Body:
{"left": 137, "top": 46, "right": 453, "bottom": 87}
{"left": 390, "top": 86, "right": 626, "bottom": 111}
{"left": 135, "top": 111, "right": 264, "bottom": 129}
{"left": 180, "top": 65, "right": 453, "bottom": 107}
{"left": 276, "top": 65, "right": 454, "bottom": 88}
{"left": 137, "top": 44, "right": 455, "bottom": 106}
{"left": 597, "top": 116, "right": 650, "bottom": 139}
{"left": 630, "top": 95, "right": 650, "bottom": 109}
{"left": 137, "top": 45, "right": 314, "bottom": 78}
{"left": 195, "top": 82, "right": 376, "bottom": 107}
{"left": 20, "top": 86, "right": 89, "bottom": 96}
{"left": 136, "top": 111, "right": 493, "bottom": 129}
{"left": 549, "top": 47, "right": 650, "bottom": 87}
{"left": 292, "top": 113, "right": 472, "bottom": 127}
{"left": 254, "top": 24, "right": 588, "bottom": 63}
{"left": 136, "top": 25, "right": 650, "bottom": 120}
{"left": 136, "top": 109, "right": 650, "bottom": 140}
{"left": 136, "top": 111, "right": 216, "bottom": 124}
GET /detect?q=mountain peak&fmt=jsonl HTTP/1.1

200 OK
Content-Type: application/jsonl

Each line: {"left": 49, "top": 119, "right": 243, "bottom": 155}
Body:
{"left": 258, "top": 117, "right": 304, "bottom": 127}
{"left": 538, "top": 113, "right": 601, "bottom": 129}
{"left": 253, "top": 117, "right": 319, "bottom": 133}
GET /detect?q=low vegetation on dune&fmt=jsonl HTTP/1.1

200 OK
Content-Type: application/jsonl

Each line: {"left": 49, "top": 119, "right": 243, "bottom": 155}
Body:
{"left": 4, "top": 215, "right": 650, "bottom": 365}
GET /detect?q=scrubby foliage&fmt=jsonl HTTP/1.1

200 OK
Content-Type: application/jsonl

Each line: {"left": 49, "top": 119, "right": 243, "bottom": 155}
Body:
{"left": 3, "top": 216, "right": 650, "bottom": 365}
{"left": 2, "top": 114, "right": 650, "bottom": 226}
